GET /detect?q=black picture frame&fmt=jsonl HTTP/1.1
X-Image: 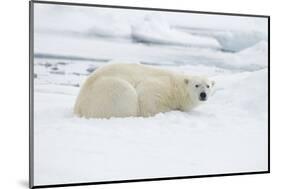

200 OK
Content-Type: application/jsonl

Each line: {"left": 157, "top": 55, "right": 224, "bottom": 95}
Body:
{"left": 29, "top": 1, "right": 270, "bottom": 188}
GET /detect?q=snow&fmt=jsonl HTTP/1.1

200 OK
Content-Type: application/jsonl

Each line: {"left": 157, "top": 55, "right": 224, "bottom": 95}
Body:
{"left": 33, "top": 3, "right": 269, "bottom": 186}
{"left": 34, "top": 68, "right": 268, "bottom": 185}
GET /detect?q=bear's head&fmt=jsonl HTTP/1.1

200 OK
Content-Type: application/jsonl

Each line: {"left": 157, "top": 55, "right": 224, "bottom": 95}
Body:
{"left": 184, "top": 76, "right": 215, "bottom": 103}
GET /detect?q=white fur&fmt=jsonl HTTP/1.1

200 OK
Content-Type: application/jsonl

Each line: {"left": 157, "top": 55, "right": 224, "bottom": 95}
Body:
{"left": 74, "top": 63, "right": 215, "bottom": 118}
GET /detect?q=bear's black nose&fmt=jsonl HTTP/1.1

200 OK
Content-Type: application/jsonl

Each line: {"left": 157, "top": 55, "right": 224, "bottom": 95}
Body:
{"left": 200, "top": 92, "right": 207, "bottom": 100}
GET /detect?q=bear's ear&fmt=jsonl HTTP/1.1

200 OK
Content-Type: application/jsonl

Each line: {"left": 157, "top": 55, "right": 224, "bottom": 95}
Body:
{"left": 211, "top": 80, "right": 215, "bottom": 87}
{"left": 184, "top": 79, "right": 189, "bottom": 85}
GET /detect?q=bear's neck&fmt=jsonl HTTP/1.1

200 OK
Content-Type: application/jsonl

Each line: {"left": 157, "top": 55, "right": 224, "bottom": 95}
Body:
{"left": 171, "top": 75, "right": 199, "bottom": 111}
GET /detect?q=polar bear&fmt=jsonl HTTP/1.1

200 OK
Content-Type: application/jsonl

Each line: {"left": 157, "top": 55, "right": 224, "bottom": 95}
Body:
{"left": 74, "top": 63, "right": 215, "bottom": 118}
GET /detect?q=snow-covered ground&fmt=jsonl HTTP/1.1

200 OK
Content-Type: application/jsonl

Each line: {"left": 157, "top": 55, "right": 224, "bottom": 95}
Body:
{"left": 33, "top": 3, "right": 269, "bottom": 186}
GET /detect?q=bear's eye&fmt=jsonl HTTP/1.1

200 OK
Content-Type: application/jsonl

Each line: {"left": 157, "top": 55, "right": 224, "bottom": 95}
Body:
{"left": 206, "top": 85, "right": 210, "bottom": 88}
{"left": 195, "top": 84, "right": 199, "bottom": 88}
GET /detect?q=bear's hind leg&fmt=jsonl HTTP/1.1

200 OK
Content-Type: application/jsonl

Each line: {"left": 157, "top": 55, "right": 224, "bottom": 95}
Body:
{"left": 75, "top": 77, "right": 138, "bottom": 118}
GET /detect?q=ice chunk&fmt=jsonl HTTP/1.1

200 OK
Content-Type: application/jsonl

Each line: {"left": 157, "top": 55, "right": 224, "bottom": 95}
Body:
{"left": 213, "top": 30, "right": 267, "bottom": 52}
{"left": 131, "top": 15, "right": 221, "bottom": 49}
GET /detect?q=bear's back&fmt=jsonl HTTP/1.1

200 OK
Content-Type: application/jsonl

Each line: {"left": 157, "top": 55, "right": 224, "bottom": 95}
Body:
{"left": 90, "top": 63, "right": 174, "bottom": 86}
